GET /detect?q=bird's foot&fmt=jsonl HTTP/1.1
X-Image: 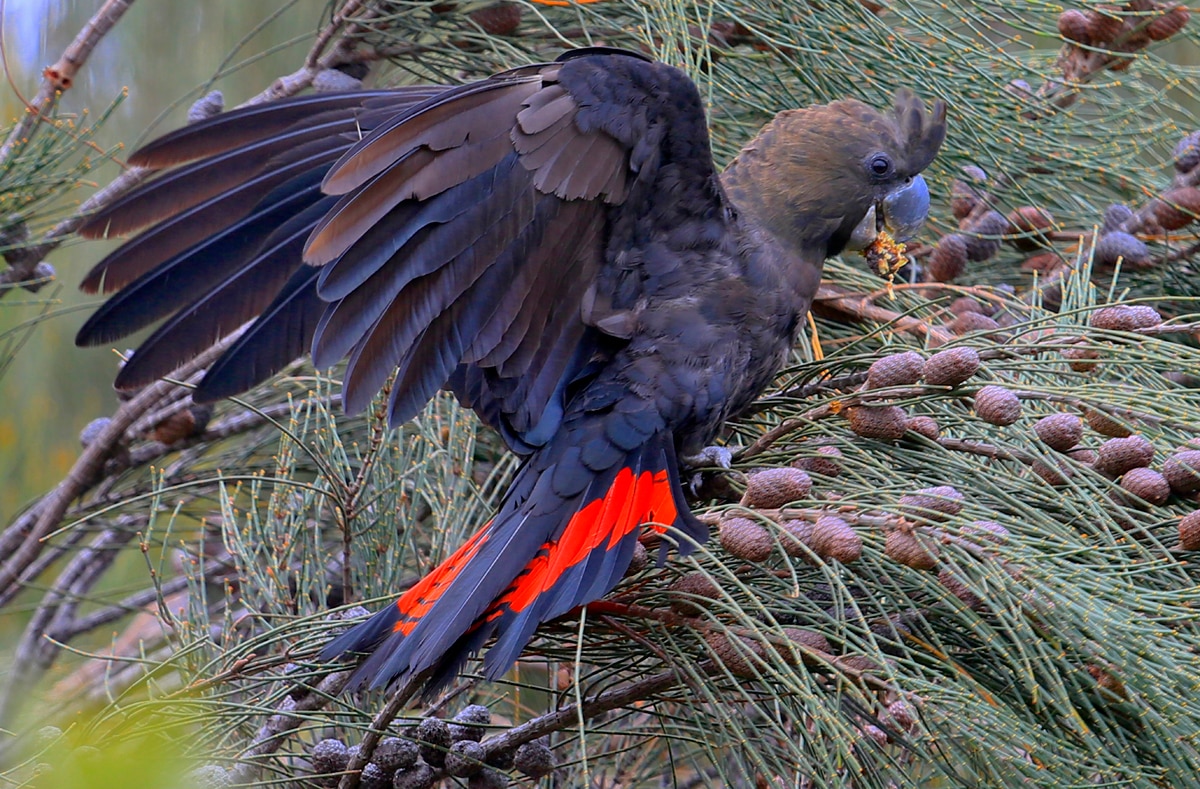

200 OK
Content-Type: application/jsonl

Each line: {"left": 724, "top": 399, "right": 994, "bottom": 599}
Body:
{"left": 681, "top": 445, "right": 735, "bottom": 498}
{"left": 682, "top": 445, "right": 734, "bottom": 471}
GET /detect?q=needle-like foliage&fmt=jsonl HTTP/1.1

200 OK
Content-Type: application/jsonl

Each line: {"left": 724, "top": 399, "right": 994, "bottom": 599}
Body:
{"left": 3, "top": 2, "right": 1200, "bottom": 788}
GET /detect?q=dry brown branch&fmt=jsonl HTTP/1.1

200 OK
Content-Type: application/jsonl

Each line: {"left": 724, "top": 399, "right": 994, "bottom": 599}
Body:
{"left": 813, "top": 284, "right": 954, "bottom": 346}
{"left": 736, "top": 381, "right": 964, "bottom": 460}
{"left": 0, "top": 521, "right": 139, "bottom": 724}
{"left": 0, "top": 514, "right": 93, "bottom": 610}
{"left": 0, "top": 334, "right": 241, "bottom": 602}
{"left": 243, "top": 0, "right": 380, "bottom": 105}
{"left": 0, "top": 393, "right": 314, "bottom": 613}
{"left": 337, "top": 673, "right": 427, "bottom": 789}
{"left": 478, "top": 663, "right": 702, "bottom": 758}
{"left": 0, "top": 0, "right": 135, "bottom": 164}
{"left": 58, "top": 557, "right": 233, "bottom": 643}
{"left": 227, "top": 669, "right": 353, "bottom": 785}
{"left": 1, "top": 0, "right": 387, "bottom": 290}
{"left": 307, "top": 0, "right": 368, "bottom": 69}
{"left": 934, "top": 436, "right": 1034, "bottom": 465}
{"left": 737, "top": 405, "right": 837, "bottom": 461}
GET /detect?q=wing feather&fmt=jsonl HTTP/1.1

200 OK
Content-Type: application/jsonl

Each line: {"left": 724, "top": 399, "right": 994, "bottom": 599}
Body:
{"left": 82, "top": 117, "right": 357, "bottom": 241}
{"left": 126, "top": 90, "right": 413, "bottom": 168}
{"left": 319, "top": 77, "right": 545, "bottom": 197}
{"left": 80, "top": 139, "right": 346, "bottom": 294}
{"left": 112, "top": 197, "right": 333, "bottom": 389}
{"left": 77, "top": 169, "right": 327, "bottom": 345}
{"left": 77, "top": 48, "right": 730, "bottom": 464}
{"left": 193, "top": 266, "right": 324, "bottom": 402}
{"left": 313, "top": 155, "right": 536, "bottom": 372}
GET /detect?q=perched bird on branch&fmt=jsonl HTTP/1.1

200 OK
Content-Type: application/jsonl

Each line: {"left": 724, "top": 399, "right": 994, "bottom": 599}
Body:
{"left": 76, "top": 47, "right": 945, "bottom": 693}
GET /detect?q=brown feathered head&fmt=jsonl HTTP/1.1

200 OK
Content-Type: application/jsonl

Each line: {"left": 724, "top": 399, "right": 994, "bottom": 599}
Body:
{"left": 723, "top": 90, "right": 947, "bottom": 259}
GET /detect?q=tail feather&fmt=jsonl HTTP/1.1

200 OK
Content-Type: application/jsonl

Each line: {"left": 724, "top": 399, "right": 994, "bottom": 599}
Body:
{"left": 479, "top": 455, "right": 672, "bottom": 674}
{"left": 319, "top": 521, "right": 497, "bottom": 686}
{"left": 320, "top": 429, "right": 700, "bottom": 693}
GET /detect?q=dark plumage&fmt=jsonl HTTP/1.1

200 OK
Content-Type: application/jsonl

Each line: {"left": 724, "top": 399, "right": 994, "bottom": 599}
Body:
{"left": 77, "top": 48, "right": 946, "bottom": 693}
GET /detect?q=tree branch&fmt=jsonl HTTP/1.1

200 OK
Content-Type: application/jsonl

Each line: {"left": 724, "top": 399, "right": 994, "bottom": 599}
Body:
{"left": 479, "top": 663, "right": 710, "bottom": 759}
{"left": 0, "top": 0, "right": 135, "bottom": 164}
{"left": 227, "top": 670, "right": 353, "bottom": 785}
{"left": 0, "top": 335, "right": 241, "bottom": 599}
{"left": 1, "top": 0, "right": 386, "bottom": 290}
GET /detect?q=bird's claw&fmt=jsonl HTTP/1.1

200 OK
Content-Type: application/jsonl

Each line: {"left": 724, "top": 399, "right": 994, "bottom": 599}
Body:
{"left": 682, "top": 445, "right": 734, "bottom": 471}
{"left": 681, "top": 445, "right": 734, "bottom": 497}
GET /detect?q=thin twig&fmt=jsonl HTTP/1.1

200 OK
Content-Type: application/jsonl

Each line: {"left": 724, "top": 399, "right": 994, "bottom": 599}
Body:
{"left": 336, "top": 673, "right": 427, "bottom": 789}
{"left": 227, "top": 669, "right": 352, "bottom": 785}
{"left": 421, "top": 678, "right": 476, "bottom": 718}
{"left": 736, "top": 384, "right": 942, "bottom": 460}
{"left": 338, "top": 383, "right": 393, "bottom": 605}
{"left": 736, "top": 404, "right": 836, "bottom": 461}
{"left": 1010, "top": 389, "right": 1199, "bottom": 434}
{"left": 307, "top": 0, "right": 367, "bottom": 69}
{"left": 748, "top": 371, "right": 869, "bottom": 414}
{"left": 0, "top": 403, "right": 293, "bottom": 609}
{"left": 478, "top": 663, "right": 707, "bottom": 759}
{"left": 813, "top": 283, "right": 954, "bottom": 346}
{"left": 0, "top": 0, "right": 135, "bottom": 164}
{"left": 246, "top": 0, "right": 379, "bottom": 105}
{"left": 935, "top": 437, "right": 1032, "bottom": 464}
{"left": 54, "top": 553, "right": 236, "bottom": 642}
{"left": 0, "top": 335, "right": 241, "bottom": 598}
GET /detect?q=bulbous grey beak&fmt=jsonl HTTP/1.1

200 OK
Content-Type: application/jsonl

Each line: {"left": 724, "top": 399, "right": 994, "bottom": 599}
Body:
{"left": 846, "top": 174, "right": 932, "bottom": 250}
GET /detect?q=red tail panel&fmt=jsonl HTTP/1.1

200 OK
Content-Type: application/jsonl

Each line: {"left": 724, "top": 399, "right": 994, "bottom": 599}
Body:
{"left": 498, "top": 468, "right": 673, "bottom": 614}
{"left": 390, "top": 522, "right": 492, "bottom": 636}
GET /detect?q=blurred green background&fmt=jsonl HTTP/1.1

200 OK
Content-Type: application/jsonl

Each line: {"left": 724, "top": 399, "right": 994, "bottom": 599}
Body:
{"left": 0, "top": 0, "right": 327, "bottom": 518}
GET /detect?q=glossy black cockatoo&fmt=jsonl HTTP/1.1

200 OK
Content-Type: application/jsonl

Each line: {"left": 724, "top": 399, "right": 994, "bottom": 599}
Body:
{"left": 76, "top": 48, "right": 946, "bottom": 693}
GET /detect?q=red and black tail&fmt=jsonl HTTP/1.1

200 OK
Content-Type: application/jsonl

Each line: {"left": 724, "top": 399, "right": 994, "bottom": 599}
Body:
{"left": 319, "top": 429, "right": 705, "bottom": 693}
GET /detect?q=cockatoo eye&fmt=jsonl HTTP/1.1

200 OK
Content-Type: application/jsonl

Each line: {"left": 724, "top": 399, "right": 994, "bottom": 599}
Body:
{"left": 868, "top": 153, "right": 894, "bottom": 177}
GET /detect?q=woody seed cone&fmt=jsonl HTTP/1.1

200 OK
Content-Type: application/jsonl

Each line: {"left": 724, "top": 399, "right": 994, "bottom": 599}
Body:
{"left": 847, "top": 405, "right": 909, "bottom": 441}
{"left": 719, "top": 517, "right": 774, "bottom": 562}
{"left": 1163, "top": 450, "right": 1200, "bottom": 495}
{"left": 1095, "top": 435, "right": 1155, "bottom": 477}
{"left": 886, "top": 529, "right": 939, "bottom": 570}
{"left": 1034, "top": 413, "right": 1083, "bottom": 452}
{"left": 742, "top": 467, "right": 813, "bottom": 508}
{"left": 809, "top": 515, "right": 862, "bottom": 563}
{"left": 923, "top": 347, "right": 980, "bottom": 387}
{"left": 974, "top": 385, "right": 1022, "bottom": 426}
{"left": 1120, "top": 467, "right": 1171, "bottom": 506}
{"left": 866, "top": 351, "right": 925, "bottom": 389}
{"left": 1180, "top": 511, "right": 1200, "bottom": 551}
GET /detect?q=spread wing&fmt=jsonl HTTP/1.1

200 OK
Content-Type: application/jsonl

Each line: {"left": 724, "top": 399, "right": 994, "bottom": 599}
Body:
{"left": 77, "top": 48, "right": 727, "bottom": 449}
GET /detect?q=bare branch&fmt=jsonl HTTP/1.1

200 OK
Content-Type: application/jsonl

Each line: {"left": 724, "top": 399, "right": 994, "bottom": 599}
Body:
{"left": 227, "top": 670, "right": 353, "bottom": 785}
{"left": 0, "top": 522, "right": 139, "bottom": 725}
{"left": 336, "top": 673, "right": 426, "bottom": 789}
{"left": 813, "top": 284, "right": 955, "bottom": 347}
{"left": 479, "top": 663, "right": 707, "bottom": 758}
{"left": 0, "top": 334, "right": 242, "bottom": 599}
{"left": 0, "top": 0, "right": 135, "bottom": 164}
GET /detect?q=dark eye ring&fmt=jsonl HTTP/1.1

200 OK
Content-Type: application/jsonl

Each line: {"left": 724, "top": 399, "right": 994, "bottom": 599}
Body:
{"left": 869, "top": 154, "right": 892, "bottom": 176}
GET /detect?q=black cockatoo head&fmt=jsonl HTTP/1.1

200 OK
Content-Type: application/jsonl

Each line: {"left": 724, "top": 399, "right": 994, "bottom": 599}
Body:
{"left": 723, "top": 90, "right": 947, "bottom": 260}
